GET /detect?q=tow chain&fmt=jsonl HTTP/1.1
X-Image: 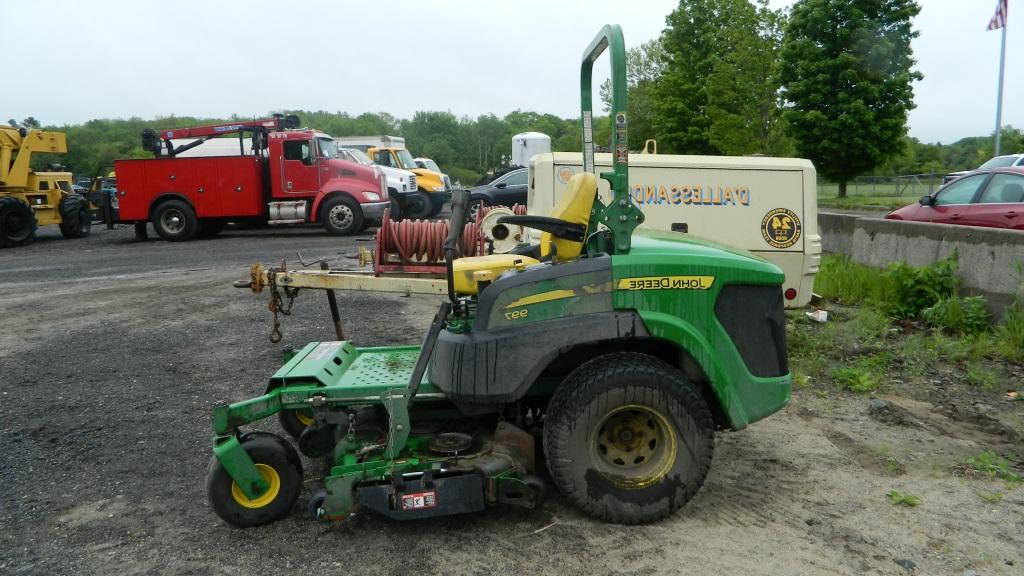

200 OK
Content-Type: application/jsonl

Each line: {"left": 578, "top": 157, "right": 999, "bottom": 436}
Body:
{"left": 267, "top": 261, "right": 300, "bottom": 343}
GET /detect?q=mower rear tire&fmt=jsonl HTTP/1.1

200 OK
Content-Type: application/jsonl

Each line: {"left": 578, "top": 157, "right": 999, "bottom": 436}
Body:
{"left": 206, "top": 432, "right": 303, "bottom": 528}
{"left": 58, "top": 193, "right": 91, "bottom": 239}
{"left": 279, "top": 408, "right": 315, "bottom": 440}
{"left": 0, "top": 197, "right": 37, "bottom": 248}
{"left": 543, "top": 352, "right": 714, "bottom": 525}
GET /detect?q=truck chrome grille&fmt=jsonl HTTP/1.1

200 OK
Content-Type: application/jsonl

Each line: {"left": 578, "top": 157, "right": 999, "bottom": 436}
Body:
{"left": 408, "top": 175, "right": 417, "bottom": 191}
{"left": 442, "top": 175, "right": 451, "bottom": 191}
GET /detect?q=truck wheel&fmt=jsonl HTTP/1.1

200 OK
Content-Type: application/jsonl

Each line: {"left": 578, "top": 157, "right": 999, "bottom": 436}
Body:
{"left": 320, "top": 195, "right": 363, "bottom": 236}
{"left": 205, "top": 432, "right": 303, "bottom": 528}
{"left": 0, "top": 197, "right": 37, "bottom": 248}
{"left": 428, "top": 194, "right": 445, "bottom": 218}
{"left": 543, "top": 352, "right": 714, "bottom": 525}
{"left": 58, "top": 193, "right": 91, "bottom": 239}
{"left": 152, "top": 199, "right": 198, "bottom": 241}
{"left": 404, "top": 192, "right": 432, "bottom": 220}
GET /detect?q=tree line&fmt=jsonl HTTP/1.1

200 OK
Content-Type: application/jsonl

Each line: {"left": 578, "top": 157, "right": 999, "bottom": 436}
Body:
{"left": 14, "top": 0, "right": 1021, "bottom": 194}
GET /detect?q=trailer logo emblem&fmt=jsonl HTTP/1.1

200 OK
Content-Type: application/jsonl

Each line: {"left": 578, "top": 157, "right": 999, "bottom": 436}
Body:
{"left": 761, "top": 208, "right": 801, "bottom": 249}
{"left": 400, "top": 491, "right": 437, "bottom": 510}
{"left": 557, "top": 167, "right": 575, "bottom": 184}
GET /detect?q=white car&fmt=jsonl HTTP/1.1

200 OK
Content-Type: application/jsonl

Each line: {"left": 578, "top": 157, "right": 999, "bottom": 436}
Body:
{"left": 944, "top": 153, "right": 1024, "bottom": 184}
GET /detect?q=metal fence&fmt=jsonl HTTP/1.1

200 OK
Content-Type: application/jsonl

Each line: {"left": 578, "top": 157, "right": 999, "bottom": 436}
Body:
{"left": 817, "top": 173, "right": 952, "bottom": 198}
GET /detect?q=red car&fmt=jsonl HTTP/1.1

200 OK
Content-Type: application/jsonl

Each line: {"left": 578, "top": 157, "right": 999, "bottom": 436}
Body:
{"left": 886, "top": 167, "right": 1024, "bottom": 230}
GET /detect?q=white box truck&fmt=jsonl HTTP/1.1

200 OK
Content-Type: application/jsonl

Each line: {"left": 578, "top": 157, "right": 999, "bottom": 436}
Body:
{"left": 529, "top": 152, "right": 821, "bottom": 308}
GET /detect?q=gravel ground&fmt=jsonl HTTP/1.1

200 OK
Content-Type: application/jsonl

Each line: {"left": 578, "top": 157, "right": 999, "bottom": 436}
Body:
{"left": 1, "top": 224, "right": 1021, "bottom": 576}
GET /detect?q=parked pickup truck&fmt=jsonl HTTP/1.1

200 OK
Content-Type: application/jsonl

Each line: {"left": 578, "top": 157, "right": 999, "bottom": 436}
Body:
{"left": 115, "top": 115, "right": 388, "bottom": 240}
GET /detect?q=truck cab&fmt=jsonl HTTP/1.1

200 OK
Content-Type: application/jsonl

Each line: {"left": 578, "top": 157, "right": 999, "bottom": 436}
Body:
{"left": 338, "top": 147, "right": 417, "bottom": 215}
{"left": 334, "top": 135, "right": 452, "bottom": 219}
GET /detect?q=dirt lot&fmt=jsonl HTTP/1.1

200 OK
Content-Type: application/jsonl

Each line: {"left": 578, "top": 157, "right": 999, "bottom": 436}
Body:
{"left": 1, "top": 225, "right": 1021, "bottom": 576}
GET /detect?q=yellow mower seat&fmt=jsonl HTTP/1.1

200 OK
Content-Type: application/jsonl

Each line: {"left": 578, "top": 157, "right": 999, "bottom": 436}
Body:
{"left": 451, "top": 172, "right": 597, "bottom": 295}
{"left": 540, "top": 171, "right": 597, "bottom": 262}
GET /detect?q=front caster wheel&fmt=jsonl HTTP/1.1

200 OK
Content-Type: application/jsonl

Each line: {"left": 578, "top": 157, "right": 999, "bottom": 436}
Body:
{"left": 206, "top": 432, "right": 303, "bottom": 528}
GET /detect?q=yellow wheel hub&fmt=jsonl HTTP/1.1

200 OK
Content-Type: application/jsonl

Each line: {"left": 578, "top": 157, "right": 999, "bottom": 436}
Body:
{"left": 230, "top": 464, "right": 281, "bottom": 509}
{"left": 593, "top": 404, "right": 677, "bottom": 489}
{"left": 295, "top": 409, "right": 314, "bottom": 427}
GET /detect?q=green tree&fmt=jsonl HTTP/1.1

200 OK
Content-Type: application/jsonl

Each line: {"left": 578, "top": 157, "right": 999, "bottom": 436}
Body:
{"left": 778, "top": 0, "right": 922, "bottom": 197}
{"left": 653, "top": 0, "right": 762, "bottom": 155}
{"left": 705, "top": 1, "right": 793, "bottom": 156}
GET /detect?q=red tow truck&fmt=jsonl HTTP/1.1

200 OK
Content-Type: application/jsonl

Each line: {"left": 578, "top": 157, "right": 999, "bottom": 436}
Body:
{"left": 114, "top": 114, "right": 389, "bottom": 240}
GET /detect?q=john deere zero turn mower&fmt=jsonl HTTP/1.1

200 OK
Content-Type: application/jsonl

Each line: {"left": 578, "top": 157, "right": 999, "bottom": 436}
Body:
{"left": 205, "top": 25, "right": 791, "bottom": 527}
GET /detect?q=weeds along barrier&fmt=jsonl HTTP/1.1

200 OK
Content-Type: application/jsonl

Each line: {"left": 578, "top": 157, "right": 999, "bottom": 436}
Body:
{"left": 818, "top": 212, "right": 1024, "bottom": 314}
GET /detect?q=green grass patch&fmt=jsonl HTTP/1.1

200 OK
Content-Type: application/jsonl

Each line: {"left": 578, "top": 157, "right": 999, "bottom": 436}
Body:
{"left": 814, "top": 254, "right": 893, "bottom": 305}
{"left": 977, "top": 491, "right": 1004, "bottom": 503}
{"left": 958, "top": 451, "right": 1022, "bottom": 486}
{"left": 886, "top": 490, "right": 922, "bottom": 507}
{"left": 829, "top": 353, "right": 889, "bottom": 394}
{"left": 964, "top": 361, "right": 999, "bottom": 391}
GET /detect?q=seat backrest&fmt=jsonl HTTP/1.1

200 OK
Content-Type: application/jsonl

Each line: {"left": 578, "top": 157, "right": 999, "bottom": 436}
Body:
{"left": 540, "top": 172, "right": 597, "bottom": 262}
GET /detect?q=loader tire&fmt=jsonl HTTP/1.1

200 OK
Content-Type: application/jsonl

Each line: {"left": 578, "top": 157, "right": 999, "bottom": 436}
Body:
{"left": 206, "top": 432, "right": 303, "bottom": 528}
{"left": 58, "top": 193, "right": 91, "bottom": 239}
{"left": 0, "top": 197, "right": 37, "bottom": 248}
{"left": 543, "top": 352, "right": 714, "bottom": 525}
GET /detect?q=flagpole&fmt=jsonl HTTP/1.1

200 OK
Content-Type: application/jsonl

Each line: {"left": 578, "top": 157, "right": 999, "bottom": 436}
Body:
{"left": 994, "top": 19, "right": 1007, "bottom": 155}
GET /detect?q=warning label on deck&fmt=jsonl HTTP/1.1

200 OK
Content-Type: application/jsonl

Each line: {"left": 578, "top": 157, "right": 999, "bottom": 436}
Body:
{"left": 400, "top": 491, "right": 437, "bottom": 510}
{"left": 761, "top": 208, "right": 801, "bottom": 249}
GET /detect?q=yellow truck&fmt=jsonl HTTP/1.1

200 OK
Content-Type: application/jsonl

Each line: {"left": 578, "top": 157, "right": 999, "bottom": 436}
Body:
{"left": 0, "top": 127, "right": 91, "bottom": 247}
{"left": 333, "top": 135, "right": 452, "bottom": 219}
{"left": 528, "top": 152, "right": 821, "bottom": 308}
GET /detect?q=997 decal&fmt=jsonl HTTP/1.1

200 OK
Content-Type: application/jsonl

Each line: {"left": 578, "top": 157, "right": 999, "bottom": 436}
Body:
{"left": 761, "top": 208, "right": 801, "bottom": 249}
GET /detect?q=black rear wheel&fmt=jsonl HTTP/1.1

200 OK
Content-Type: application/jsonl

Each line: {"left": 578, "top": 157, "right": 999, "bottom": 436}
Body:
{"left": 543, "top": 352, "right": 714, "bottom": 524}
{"left": 0, "top": 197, "right": 37, "bottom": 248}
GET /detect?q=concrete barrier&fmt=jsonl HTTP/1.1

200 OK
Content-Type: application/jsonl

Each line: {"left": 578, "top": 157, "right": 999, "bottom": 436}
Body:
{"left": 818, "top": 211, "right": 1024, "bottom": 311}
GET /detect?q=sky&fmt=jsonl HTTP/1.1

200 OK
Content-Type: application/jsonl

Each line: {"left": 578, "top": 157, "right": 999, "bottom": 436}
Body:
{"left": 2, "top": 0, "right": 1019, "bottom": 145}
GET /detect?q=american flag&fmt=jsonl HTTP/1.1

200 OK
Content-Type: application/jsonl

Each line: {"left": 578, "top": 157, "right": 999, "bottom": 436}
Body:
{"left": 988, "top": 0, "right": 1008, "bottom": 30}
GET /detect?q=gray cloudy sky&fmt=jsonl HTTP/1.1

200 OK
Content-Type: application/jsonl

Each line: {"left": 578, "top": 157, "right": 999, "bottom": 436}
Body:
{"left": 3, "top": 0, "right": 1019, "bottom": 145}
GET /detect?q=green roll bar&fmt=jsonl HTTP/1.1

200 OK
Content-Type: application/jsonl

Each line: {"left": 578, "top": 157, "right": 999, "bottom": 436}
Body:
{"left": 580, "top": 24, "right": 643, "bottom": 255}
